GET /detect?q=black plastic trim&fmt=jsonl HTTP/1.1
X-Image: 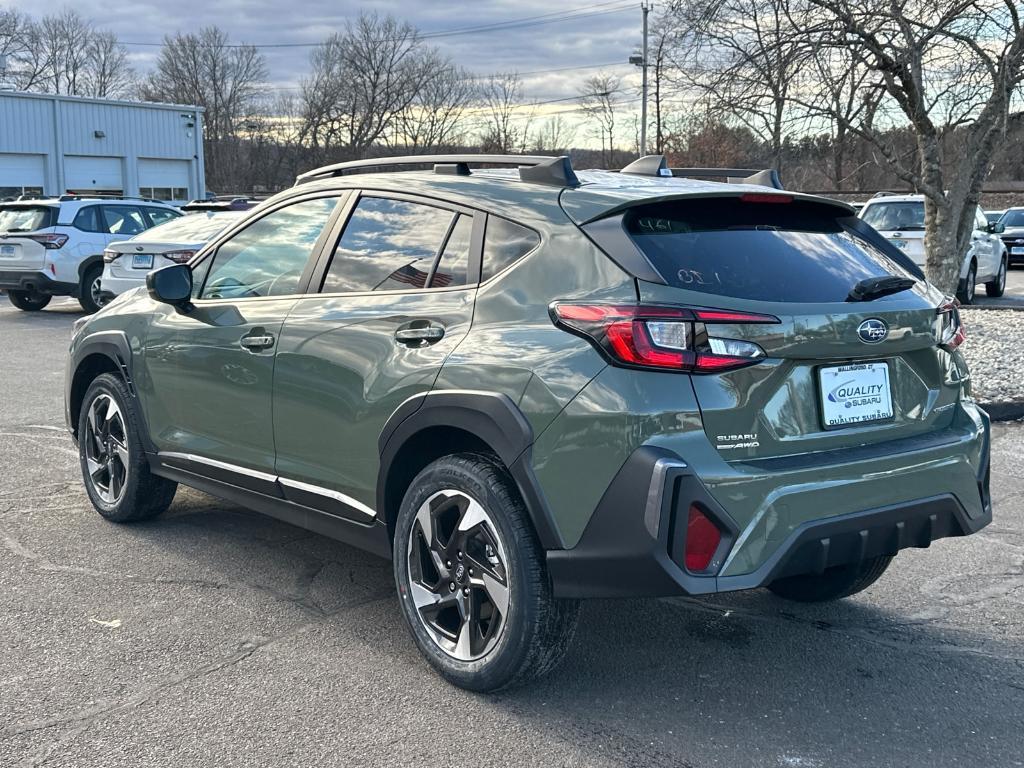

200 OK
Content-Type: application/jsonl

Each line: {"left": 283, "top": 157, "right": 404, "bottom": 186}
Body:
{"left": 0, "top": 271, "right": 77, "bottom": 296}
{"left": 547, "top": 444, "right": 991, "bottom": 599}
{"left": 377, "top": 389, "right": 564, "bottom": 549}
{"left": 579, "top": 214, "right": 666, "bottom": 285}
{"left": 149, "top": 457, "right": 391, "bottom": 559}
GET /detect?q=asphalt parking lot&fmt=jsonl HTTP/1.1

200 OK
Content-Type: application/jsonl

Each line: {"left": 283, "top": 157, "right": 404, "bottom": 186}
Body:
{"left": 2, "top": 299, "right": 1023, "bottom": 768}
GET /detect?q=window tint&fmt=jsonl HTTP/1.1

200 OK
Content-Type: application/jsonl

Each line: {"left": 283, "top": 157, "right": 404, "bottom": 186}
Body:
{"left": 0, "top": 205, "right": 54, "bottom": 232}
{"left": 322, "top": 197, "right": 455, "bottom": 293}
{"left": 482, "top": 217, "right": 539, "bottom": 281}
{"left": 861, "top": 201, "right": 925, "bottom": 231}
{"left": 73, "top": 206, "right": 103, "bottom": 232}
{"left": 431, "top": 214, "right": 473, "bottom": 288}
{"left": 200, "top": 196, "right": 338, "bottom": 300}
{"left": 146, "top": 207, "right": 180, "bottom": 227}
{"left": 102, "top": 206, "right": 147, "bottom": 236}
{"left": 626, "top": 198, "right": 914, "bottom": 303}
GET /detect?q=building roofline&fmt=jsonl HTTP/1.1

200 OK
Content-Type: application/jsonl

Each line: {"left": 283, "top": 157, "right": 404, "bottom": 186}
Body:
{"left": 0, "top": 89, "right": 204, "bottom": 113}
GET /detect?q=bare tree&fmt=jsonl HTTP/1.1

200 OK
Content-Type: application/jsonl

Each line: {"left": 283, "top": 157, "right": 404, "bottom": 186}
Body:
{"left": 477, "top": 72, "right": 534, "bottom": 152}
{"left": 84, "top": 31, "right": 133, "bottom": 98}
{"left": 578, "top": 73, "right": 622, "bottom": 166}
{"left": 647, "top": 4, "right": 690, "bottom": 154}
{"left": 789, "top": 0, "right": 1024, "bottom": 293}
{"left": 389, "top": 54, "right": 474, "bottom": 152}
{"left": 0, "top": 10, "right": 45, "bottom": 90}
{"left": 670, "top": 0, "right": 806, "bottom": 171}
{"left": 142, "top": 27, "right": 268, "bottom": 190}
{"left": 532, "top": 115, "right": 577, "bottom": 153}
{"left": 300, "top": 13, "right": 431, "bottom": 160}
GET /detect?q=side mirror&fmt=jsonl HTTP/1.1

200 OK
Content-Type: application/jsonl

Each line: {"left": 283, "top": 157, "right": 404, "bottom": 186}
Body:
{"left": 146, "top": 264, "right": 193, "bottom": 308}
{"left": 988, "top": 221, "right": 1005, "bottom": 234}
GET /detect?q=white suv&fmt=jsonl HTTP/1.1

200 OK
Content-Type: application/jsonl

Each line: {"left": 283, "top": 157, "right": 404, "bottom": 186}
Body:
{"left": 859, "top": 194, "right": 1007, "bottom": 303}
{"left": 0, "top": 197, "right": 180, "bottom": 312}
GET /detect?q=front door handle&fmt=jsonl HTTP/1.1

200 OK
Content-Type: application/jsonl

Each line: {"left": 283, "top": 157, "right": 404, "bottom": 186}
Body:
{"left": 395, "top": 324, "right": 445, "bottom": 345}
{"left": 240, "top": 332, "right": 275, "bottom": 352}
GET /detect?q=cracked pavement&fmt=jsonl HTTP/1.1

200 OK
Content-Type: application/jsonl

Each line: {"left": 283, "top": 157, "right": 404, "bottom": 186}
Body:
{"left": 2, "top": 298, "right": 1023, "bottom": 768}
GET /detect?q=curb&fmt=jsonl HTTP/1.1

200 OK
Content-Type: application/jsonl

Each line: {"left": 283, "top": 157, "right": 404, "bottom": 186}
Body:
{"left": 981, "top": 401, "right": 1024, "bottom": 422}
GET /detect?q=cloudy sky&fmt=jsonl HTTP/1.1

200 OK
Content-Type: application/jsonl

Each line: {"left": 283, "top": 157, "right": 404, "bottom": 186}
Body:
{"left": 10, "top": 0, "right": 648, "bottom": 134}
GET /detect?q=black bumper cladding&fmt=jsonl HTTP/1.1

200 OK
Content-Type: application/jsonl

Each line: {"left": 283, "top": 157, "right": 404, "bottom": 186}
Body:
{"left": 547, "top": 445, "right": 992, "bottom": 599}
{"left": 0, "top": 271, "right": 77, "bottom": 296}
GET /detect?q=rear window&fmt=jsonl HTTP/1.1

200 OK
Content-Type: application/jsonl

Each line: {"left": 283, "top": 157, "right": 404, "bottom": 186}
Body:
{"left": 861, "top": 201, "right": 925, "bottom": 231}
{"left": 625, "top": 198, "right": 912, "bottom": 303}
{"left": 0, "top": 205, "right": 54, "bottom": 233}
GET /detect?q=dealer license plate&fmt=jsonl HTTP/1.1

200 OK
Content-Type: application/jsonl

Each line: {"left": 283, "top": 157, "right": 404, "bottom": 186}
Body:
{"left": 1011, "top": 247, "right": 1024, "bottom": 255}
{"left": 132, "top": 254, "right": 154, "bottom": 269}
{"left": 819, "top": 362, "right": 893, "bottom": 429}
{"left": 0, "top": 245, "right": 15, "bottom": 256}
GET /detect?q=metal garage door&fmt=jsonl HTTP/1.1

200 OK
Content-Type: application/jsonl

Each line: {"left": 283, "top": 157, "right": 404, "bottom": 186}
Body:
{"left": 65, "top": 156, "right": 123, "bottom": 195}
{"left": 0, "top": 153, "right": 46, "bottom": 198}
{"left": 138, "top": 159, "right": 190, "bottom": 202}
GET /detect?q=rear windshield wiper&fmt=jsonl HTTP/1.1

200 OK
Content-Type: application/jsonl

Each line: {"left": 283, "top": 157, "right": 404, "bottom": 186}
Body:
{"left": 846, "top": 275, "right": 917, "bottom": 302}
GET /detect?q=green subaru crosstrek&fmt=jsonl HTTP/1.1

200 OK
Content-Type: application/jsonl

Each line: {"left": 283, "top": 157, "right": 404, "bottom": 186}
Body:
{"left": 66, "top": 154, "right": 991, "bottom": 691}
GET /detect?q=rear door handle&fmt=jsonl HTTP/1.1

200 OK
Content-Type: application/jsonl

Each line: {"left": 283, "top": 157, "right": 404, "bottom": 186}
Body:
{"left": 240, "top": 332, "right": 275, "bottom": 352}
{"left": 395, "top": 324, "right": 445, "bottom": 345}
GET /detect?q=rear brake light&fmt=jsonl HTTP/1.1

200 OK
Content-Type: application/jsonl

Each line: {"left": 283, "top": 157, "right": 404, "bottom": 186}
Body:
{"left": 739, "top": 193, "right": 792, "bottom": 204}
{"left": 551, "top": 303, "right": 779, "bottom": 373}
{"left": 27, "top": 233, "right": 68, "bottom": 250}
{"left": 684, "top": 505, "right": 722, "bottom": 572}
{"left": 936, "top": 297, "right": 966, "bottom": 350}
{"left": 163, "top": 250, "right": 196, "bottom": 264}
{"left": 102, "top": 249, "right": 120, "bottom": 263}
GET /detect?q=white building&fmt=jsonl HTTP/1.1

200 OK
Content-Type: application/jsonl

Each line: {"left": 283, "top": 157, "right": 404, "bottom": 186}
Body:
{"left": 0, "top": 91, "right": 205, "bottom": 203}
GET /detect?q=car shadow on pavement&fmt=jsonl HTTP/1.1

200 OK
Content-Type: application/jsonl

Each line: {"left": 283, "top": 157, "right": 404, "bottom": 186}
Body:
{"left": 117, "top": 488, "right": 1024, "bottom": 767}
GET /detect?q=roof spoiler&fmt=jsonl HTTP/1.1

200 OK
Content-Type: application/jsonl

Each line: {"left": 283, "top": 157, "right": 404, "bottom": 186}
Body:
{"left": 620, "top": 155, "right": 785, "bottom": 190}
{"left": 295, "top": 154, "right": 580, "bottom": 188}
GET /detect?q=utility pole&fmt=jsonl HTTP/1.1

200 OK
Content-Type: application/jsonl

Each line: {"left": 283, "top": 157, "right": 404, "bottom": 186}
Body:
{"left": 630, "top": 2, "right": 651, "bottom": 157}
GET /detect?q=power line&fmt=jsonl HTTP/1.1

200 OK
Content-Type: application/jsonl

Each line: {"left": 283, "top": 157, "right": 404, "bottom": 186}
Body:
{"left": 120, "top": 1, "right": 635, "bottom": 49}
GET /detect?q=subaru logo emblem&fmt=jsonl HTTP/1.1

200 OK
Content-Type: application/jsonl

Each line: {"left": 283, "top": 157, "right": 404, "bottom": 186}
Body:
{"left": 858, "top": 319, "right": 888, "bottom": 344}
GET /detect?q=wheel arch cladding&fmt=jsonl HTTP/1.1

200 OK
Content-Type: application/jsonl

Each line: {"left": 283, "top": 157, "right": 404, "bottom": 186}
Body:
{"left": 68, "top": 331, "right": 135, "bottom": 441}
{"left": 377, "top": 390, "right": 566, "bottom": 550}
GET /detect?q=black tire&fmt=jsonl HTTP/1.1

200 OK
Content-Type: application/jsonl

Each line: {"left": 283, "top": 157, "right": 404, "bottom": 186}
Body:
{"left": 985, "top": 257, "right": 1007, "bottom": 297}
{"left": 393, "top": 453, "right": 580, "bottom": 692}
{"left": 956, "top": 261, "right": 977, "bottom": 304}
{"left": 8, "top": 289, "right": 51, "bottom": 311}
{"left": 767, "top": 555, "right": 893, "bottom": 603}
{"left": 78, "top": 263, "right": 104, "bottom": 313}
{"left": 78, "top": 373, "right": 177, "bottom": 523}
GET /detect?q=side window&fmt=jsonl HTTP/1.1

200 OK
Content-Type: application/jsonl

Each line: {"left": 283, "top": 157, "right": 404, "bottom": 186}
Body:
{"left": 431, "top": 214, "right": 473, "bottom": 288}
{"left": 101, "top": 206, "right": 147, "bottom": 236}
{"left": 322, "top": 197, "right": 456, "bottom": 294}
{"left": 199, "top": 196, "right": 338, "bottom": 300}
{"left": 73, "top": 206, "right": 103, "bottom": 233}
{"left": 976, "top": 208, "right": 990, "bottom": 231}
{"left": 482, "top": 216, "right": 540, "bottom": 281}
{"left": 146, "top": 207, "right": 179, "bottom": 227}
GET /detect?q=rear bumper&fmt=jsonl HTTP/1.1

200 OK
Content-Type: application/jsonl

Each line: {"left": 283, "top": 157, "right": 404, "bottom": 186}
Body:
{"left": 100, "top": 272, "right": 144, "bottom": 297}
{"left": 0, "top": 270, "right": 77, "bottom": 296}
{"left": 547, "top": 408, "right": 991, "bottom": 599}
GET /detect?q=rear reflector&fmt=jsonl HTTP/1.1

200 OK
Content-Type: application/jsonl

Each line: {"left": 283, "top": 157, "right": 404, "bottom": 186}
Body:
{"left": 550, "top": 303, "right": 778, "bottom": 374}
{"left": 684, "top": 505, "right": 721, "bottom": 572}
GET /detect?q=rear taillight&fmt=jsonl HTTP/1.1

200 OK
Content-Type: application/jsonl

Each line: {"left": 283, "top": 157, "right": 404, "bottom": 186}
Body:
{"left": 936, "top": 297, "right": 966, "bottom": 350}
{"left": 163, "top": 250, "right": 196, "bottom": 264}
{"left": 551, "top": 303, "right": 779, "bottom": 373}
{"left": 27, "top": 233, "right": 68, "bottom": 250}
{"left": 102, "top": 249, "right": 120, "bottom": 263}
{"left": 684, "top": 505, "right": 722, "bottom": 572}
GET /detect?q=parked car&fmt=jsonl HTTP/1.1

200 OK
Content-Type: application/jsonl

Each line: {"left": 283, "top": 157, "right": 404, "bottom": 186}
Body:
{"left": 0, "top": 196, "right": 181, "bottom": 312}
{"left": 99, "top": 211, "right": 247, "bottom": 305}
{"left": 985, "top": 209, "right": 1006, "bottom": 224}
{"left": 859, "top": 194, "right": 1007, "bottom": 303}
{"left": 66, "top": 154, "right": 991, "bottom": 692}
{"left": 998, "top": 207, "right": 1024, "bottom": 266}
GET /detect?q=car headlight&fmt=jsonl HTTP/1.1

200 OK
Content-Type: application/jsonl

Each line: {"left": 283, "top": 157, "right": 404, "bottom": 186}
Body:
{"left": 72, "top": 316, "right": 90, "bottom": 339}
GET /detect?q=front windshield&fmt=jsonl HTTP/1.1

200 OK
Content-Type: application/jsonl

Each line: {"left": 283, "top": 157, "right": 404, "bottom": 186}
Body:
{"left": 861, "top": 201, "right": 925, "bottom": 231}
{"left": 1000, "top": 209, "right": 1024, "bottom": 228}
{"left": 138, "top": 211, "right": 244, "bottom": 242}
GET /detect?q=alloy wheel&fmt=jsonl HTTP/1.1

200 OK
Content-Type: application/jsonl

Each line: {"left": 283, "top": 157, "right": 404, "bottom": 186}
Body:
{"left": 90, "top": 276, "right": 105, "bottom": 308}
{"left": 967, "top": 266, "right": 976, "bottom": 302}
{"left": 84, "top": 394, "right": 129, "bottom": 504}
{"left": 999, "top": 260, "right": 1007, "bottom": 292}
{"left": 406, "top": 489, "right": 510, "bottom": 661}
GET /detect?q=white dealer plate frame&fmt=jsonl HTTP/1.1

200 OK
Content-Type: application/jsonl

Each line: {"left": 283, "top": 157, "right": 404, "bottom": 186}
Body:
{"left": 819, "top": 361, "right": 894, "bottom": 430}
{"left": 132, "top": 254, "right": 154, "bottom": 269}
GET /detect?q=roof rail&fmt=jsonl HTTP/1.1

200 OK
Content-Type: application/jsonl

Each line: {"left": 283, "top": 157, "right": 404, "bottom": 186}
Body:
{"left": 620, "top": 155, "right": 784, "bottom": 190}
{"left": 295, "top": 154, "right": 579, "bottom": 188}
{"left": 56, "top": 194, "right": 164, "bottom": 204}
